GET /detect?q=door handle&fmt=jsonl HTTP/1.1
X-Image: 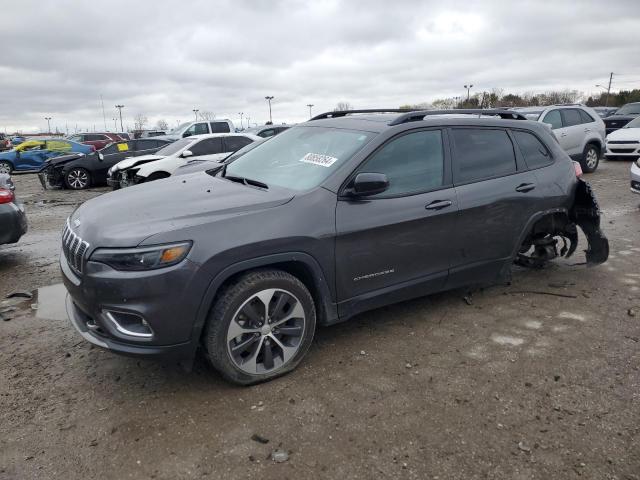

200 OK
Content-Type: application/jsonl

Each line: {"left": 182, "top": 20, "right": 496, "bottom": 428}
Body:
{"left": 515, "top": 183, "right": 536, "bottom": 193}
{"left": 584, "top": 128, "right": 591, "bottom": 133}
{"left": 560, "top": 133, "right": 568, "bottom": 137}
{"left": 425, "top": 200, "right": 452, "bottom": 210}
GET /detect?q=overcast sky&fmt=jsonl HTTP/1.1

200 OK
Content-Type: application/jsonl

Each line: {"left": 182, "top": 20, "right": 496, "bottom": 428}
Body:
{"left": 1, "top": 0, "right": 640, "bottom": 133}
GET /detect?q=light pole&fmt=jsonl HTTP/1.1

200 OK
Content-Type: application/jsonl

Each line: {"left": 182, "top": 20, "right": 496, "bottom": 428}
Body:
{"left": 115, "top": 105, "right": 125, "bottom": 131}
{"left": 44, "top": 117, "right": 52, "bottom": 134}
{"left": 307, "top": 104, "right": 314, "bottom": 118}
{"left": 112, "top": 118, "right": 117, "bottom": 131}
{"left": 265, "top": 96, "right": 274, "bottom": 124}
{"left": 193, "top": 109, "right": 199, "bottom": 121}
{"left": 464, "top": 84, "right": 473, "bottom": 103}
{"left": 238, "top": 112, "right": 244, "bottom": 130}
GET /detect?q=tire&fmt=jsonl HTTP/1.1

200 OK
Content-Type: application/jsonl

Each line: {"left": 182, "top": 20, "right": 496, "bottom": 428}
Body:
{"left": 0, "top": 160, "right": 13, "bottom": 175}
{"left": 204, "top": 269, "right": 317, "bottom": 385}
{"left": 580, "top": 143, "right": 600, "bottom": 173}
{"left": 64, "top": 167, "right": 91, "bottom": 190}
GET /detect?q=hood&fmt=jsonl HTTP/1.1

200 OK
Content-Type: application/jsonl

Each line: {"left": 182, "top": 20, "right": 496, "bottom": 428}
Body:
{"left": 44, "top": 153, "right": 86, "bottom": 168}
{"left": 70, "top": 172, "right": 295, "bottom": 248}
{"left": 112, "top": 154, "right": 164, "bottom": 172}
{"left": 606, "top": 127, "right": 640, "bottom": 141}
{"left": 604, "top": 115, "right": 637, "bottom": 124}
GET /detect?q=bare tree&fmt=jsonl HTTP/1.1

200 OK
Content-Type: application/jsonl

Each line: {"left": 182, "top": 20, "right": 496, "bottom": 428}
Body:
{"left": 156, "top": 119, "right": 169, "bottom": 130}
{"left": 198, "top": 111, "right": 216, "bottom": 120}
{"left": 334, "top": 102, "right": 352, "bottom": 111}
{"left": 134, "top": 113, "right": 148, "bottom": 131}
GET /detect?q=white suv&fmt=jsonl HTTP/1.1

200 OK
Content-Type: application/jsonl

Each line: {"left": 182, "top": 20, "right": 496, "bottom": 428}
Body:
{"left": 516, "top": 105, "right": 605, "bottom": 173}
{"left": 158, "top": 119, "right": 235, "bottom": 141}
{"left": 108, "top": 133, "right": 260, "bottom": 188}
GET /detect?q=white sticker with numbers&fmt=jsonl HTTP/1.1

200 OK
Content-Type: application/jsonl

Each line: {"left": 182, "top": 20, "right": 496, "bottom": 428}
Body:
{"left": 299, "top": 152, "right": 338, "bottom": 167}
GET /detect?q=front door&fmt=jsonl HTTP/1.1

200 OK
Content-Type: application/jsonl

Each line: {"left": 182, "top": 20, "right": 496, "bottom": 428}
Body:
{"left": 335, "top": 129, "right": 456, "bottom": 309}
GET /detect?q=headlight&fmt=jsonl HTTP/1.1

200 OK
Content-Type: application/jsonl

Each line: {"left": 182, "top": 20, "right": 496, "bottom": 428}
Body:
{"left": 90, "top": 242, "right": 192, "bottom": 271}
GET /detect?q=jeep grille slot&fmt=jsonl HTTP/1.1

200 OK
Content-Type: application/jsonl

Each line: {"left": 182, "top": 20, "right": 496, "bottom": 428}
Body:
{"left": 62, "top": 220, "right": 89, "bottom": 274}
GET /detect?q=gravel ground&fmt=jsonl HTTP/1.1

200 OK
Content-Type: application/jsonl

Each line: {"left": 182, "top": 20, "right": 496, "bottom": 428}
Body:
{"left": 0, "top": 161, "right": 639, "bottom": 480}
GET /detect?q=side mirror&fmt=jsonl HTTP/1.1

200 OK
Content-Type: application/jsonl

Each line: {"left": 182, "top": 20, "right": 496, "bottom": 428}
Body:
{"left": 181, "top": 150, "right": 193, "bottom": 158}
{"left": 350, "top": 172, "right": 389, "bottom": 197}
{"left": 544, "top": 122, "right": 555, "bottom": 130}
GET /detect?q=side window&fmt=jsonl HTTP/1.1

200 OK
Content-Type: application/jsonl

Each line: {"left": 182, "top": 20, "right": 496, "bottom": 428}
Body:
{"left": 224, "top": 136, "right": 253, "bottom": 152}
{"left": 542, "top": 110, "right": 562, "bottom": 129}
{"left": 101, "top": 144, "right": 119, "bottom": 155}
{"left": 68, "top": 135, "right": 82, "bottom": 142}
{"left": 259, "top": 129, "right": 275, "bottom": 138}
{"left": 210, "top": 122, "right": 231, "bottom": 133}
{"left": 189, "top": 138, "right": 223, "bottom": 156}
{"left": 512, "top": 130, "right": 553, "bottom": 169}
{"left": 561, "top": 109, "right": 583, "bottom": 127}
{"left": 135, "top": 139, "right": 155, "bottom": 151}
{"left": 578, "top": 109, "right": 595, "bottom": 124}
{"left": 356, "top": 130, "right": 444, "bottom": 196}
{"left": 452, "top": 128, "right": 517, "bottom": 184}
{"left": 183, "top": 123, "right": 209, "bottom": 136}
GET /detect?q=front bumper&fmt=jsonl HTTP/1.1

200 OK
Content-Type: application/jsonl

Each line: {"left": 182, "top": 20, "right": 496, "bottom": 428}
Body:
{"left": 38, "top": 166, "right": 64, "bottom": 189}
{"left": 631, "top": 161, "right": 640, "bottom": 194}
{"left": 61, "top": 249, "right": 206, "bottom": 360}
{"left": 605, "top": 142, "right": 640, "bottom": 160}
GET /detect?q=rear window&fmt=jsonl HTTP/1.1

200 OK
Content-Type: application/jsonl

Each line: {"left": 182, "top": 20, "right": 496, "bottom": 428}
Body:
{"left": 452, "top": 128, "right": 517, "bottom": 184}
{"left": 512, "top": 130, "right": 553, "bottom": 169}
{"left": 578, "top": 109, "right": 595, "bottom": 124}
{"left": 210, "top": 122, "right": 231, "bottom": 133}
{"left": 561, "top": 109, "right": 583, "bottom": 127}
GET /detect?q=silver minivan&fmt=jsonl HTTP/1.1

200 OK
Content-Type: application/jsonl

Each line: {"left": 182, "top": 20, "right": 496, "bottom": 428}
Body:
{"left": 516, "top": 105, "right": 606, "bottom": 173}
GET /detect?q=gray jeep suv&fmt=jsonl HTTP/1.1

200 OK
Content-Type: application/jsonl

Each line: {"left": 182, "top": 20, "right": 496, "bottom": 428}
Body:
{"left": 62, "top": 109, "right": 609, "bottom": 385}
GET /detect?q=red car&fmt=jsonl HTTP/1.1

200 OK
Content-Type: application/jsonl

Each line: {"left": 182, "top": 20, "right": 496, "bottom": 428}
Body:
{"left": 0, "top": 133, "right": 10, "bottom": 151}
{"left": 66, "top": 132, "right": 123, "bottom": 150}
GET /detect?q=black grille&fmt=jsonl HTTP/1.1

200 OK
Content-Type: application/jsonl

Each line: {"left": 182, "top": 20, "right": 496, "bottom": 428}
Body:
{"left": 62, "top": 220, "right": 89, "bottom": 274}
{"left": 608, "top": 140, "right": 639, "bottom": 144}
{"left": 610, "top": 148, "right": 636, "bottom": 154}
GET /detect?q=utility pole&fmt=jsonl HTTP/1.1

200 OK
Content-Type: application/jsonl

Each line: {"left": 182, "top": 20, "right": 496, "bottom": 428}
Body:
{"left": 464, "top": 84, "right": 473, "bottom": 103}
{"left": 238, "top": 112, "right": 244, "bottom": 130}
{"left": 605, "top": 72, "right": 614, "bottom": 107}
{"left": 265, "top": 96, "right": 274, "bottom": 124}
{"left": 115, "top": 105, "right": 125, "bottom": 131}
{"left": 307, "top": 104, "right": 314, "bottom": 118}
{"left": 44, "top": 117, "right": 52, "bottom": 134}
{"left": 100, "top": 94, "right": 107, "bottom": 131}
{"left": 193, "top": 109, "right": 199, "bottom": 121}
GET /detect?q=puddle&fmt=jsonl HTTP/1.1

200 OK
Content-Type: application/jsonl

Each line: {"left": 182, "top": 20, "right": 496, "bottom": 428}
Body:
{"left": 34, "top": 283, "right": 67, "bottom": 321}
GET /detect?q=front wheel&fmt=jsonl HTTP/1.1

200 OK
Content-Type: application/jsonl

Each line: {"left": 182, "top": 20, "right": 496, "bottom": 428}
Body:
{"left": 580, "top": 143, "right": 600, "bottom": 173}
{"left": 64, "top": 167, "right": 91, "bottom": 190}
{"left": 0, "top": 160, "right": 13, "bottom": 175}
{"left": 204, "top": 270, "right": 316, "bottom": 385}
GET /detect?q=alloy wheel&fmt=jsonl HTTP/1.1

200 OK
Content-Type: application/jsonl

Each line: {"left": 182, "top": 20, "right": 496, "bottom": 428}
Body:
{"left": 227, "top": 288, "right": 306, "bottom": 375}
{"left": 586, "top": 147, "right": 598, "bottom": 169}
{"left": 67, "top": 169, "right": 89, "bottom": 189}
{"left": 0, "top": 161, "right": 12, "bottom": 175}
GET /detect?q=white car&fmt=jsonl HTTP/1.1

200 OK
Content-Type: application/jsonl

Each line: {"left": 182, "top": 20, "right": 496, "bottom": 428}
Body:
{"left": 156, "top": 119, "right": 235, "bottom": 141}
{"left": 108, "top": 133, "right": 260, "bottom": 188}
{"left": 605, "top": 116, "right": 640, "bottom": 161}
{"left": 515, "top": 105, "right": 606, "bottom": 173}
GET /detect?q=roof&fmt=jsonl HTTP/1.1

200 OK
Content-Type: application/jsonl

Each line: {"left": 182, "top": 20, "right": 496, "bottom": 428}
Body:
{"left": 184, "top": 133, "right": 263, "bottom": 140}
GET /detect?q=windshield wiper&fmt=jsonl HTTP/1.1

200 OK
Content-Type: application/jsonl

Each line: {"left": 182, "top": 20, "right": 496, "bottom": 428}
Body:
{"left": 224, "top": 174, "right": 269, "bottom": 189}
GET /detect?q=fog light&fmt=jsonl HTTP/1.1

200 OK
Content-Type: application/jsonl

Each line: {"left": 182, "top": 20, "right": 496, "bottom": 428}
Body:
{"left": 103, "top": 310, "right": 153, "bottom": 338}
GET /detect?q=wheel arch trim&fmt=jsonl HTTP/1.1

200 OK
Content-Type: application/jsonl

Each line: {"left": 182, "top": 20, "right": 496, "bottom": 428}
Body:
{"left": 190, "top": 252, "right": 338, "bottom": 345}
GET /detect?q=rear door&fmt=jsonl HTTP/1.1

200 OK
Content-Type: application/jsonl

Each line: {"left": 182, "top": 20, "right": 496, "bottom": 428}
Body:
{"left": 541, "top": 109, "right": 573, "bottom": 152}
{"left": 559, "top": 109, "right": 585, "bottom": 156}
{"left": 335, "top": 129, "right": 457, "bottom": 309}
{"left": 447, "top": 127, "right": 539, "bottom": 288}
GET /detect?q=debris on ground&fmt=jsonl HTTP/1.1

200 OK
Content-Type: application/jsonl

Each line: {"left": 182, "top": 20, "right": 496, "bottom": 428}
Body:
{"left": 517, "top": 441, "right": 531, "bottom": 453}
{"left": 628, "top": 308, "right": 636, "bottom": 317}
{"left": 251, "top": 434, "right": 269, "bottom": 444}
{"left": 271, "top": 449, "right": 289, "bottom": 463}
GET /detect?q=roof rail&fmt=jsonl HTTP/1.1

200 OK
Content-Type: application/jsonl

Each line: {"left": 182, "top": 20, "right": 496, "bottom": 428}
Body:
{"left": 388, "top": 109, "right": 528, "bottom": 125}
{"left": 549, "top": 103, "right": 584, "bottom": 107}
{"left": 309, "top": 109, "right": 415, "bottom": 121}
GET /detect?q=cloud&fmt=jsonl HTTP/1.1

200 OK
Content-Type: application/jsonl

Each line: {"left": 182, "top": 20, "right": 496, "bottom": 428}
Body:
{"left": 0, "top": 0, "right": 639, "bottom": 133}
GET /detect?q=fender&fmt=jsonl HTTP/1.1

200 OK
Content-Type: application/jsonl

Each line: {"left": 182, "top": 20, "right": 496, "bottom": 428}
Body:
{"left": 509, "top": 207, "right": 569, "bottom": 261}
{"left": 190, "top": 252, "right": 338, "bottom": 345}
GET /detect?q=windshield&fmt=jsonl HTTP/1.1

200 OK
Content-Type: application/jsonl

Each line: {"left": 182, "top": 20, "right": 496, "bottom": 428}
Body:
{"left": 224, "top": 126, "right": 375, "bottom": 190}
{"left": 155, "top": 138, "right": 191, "bottom": 156}
{"left": 616, "top": 104, "right": 640, "bottom": 115}
{"left": 624, "top": 117, "right": 640, "bottom": 128}
{"left": 168, "top": 122, "right": 190, "bottom": 134}
{"left": 222, "top": 138, "right": 267, "bottom": 163}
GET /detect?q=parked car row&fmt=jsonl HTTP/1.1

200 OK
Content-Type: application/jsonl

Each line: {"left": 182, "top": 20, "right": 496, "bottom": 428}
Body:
{"left": 0, "top": 138, "right": 94, "bottom": 174}
{"left": 62, "top": 108, "right": 610, "bottom": 385}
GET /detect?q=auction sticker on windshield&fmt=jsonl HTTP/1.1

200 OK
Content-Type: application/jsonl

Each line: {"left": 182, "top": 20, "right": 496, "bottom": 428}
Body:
{"left": 300, "top": 152, "right": 338, "bottom": 167}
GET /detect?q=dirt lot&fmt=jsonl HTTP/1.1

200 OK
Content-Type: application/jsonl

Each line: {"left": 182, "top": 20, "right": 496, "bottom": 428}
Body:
{"left": 1, "top": 163, "right": 639, "bottom": 480}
